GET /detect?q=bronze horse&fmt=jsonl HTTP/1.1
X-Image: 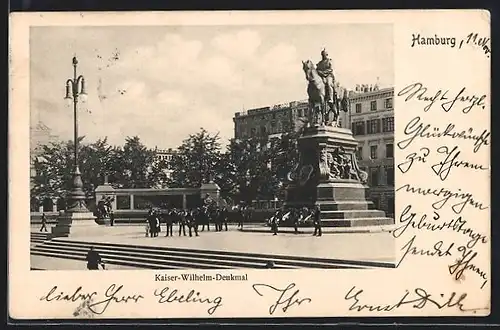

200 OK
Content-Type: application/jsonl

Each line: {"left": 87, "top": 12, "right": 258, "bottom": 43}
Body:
{"left": 302, "top": 60, "right": 340, "bottom": 126}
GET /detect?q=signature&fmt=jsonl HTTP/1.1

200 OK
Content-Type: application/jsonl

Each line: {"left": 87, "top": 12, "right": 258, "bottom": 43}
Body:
{"left": 397, "top": 82, "right": 487, "bottom": 113}
{"left": 431, "top": 145, "right": 488, "bottom": 181}
{"left": 252, "top": 283, "right": 312, "bottom": 315}
{"left": 345, "top": 286, "right": 486, "bottom": 313}
{"left": 153, "top": 287, "right": 223, "bottom": 315}
{"left": 40, "top": 284, "right": 144, "bottom": 315}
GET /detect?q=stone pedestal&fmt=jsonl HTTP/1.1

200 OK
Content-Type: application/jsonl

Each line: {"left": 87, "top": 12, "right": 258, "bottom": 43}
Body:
{"left": 51, "top": 211, "right": 97, "bottom": 238}
{"left": 283, "top": 125, "right": 393, "bottom": 227}
{"left": 95, "top": 183, "right": 115, "bottom": 226}
{"left": 200, "top": 181, "right": 221, "bottom": 207}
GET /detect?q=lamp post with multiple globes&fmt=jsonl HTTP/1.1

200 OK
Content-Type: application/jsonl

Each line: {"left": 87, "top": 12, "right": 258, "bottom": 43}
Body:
{"left": 52, "top": 56, "right": 96, "bottom": 237}
{"left": 64, "top": 56, "right": 90, "bottom": 213}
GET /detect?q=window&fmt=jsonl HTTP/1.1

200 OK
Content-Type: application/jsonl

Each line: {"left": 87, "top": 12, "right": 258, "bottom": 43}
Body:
{"left": 297, "top": 109, "right": 303, "bottom": 117}
{"left": 352, "top": 121, "right": 365, "bottom": 136}
{"left": 251, "top": 128, "right": 256, "bottom": 136}
{"left": 386, "top": 143, "right": 394, "bottom": 158}
{"left": 370, "top": 145, "right": 378, "bottom": 159}
{"left": 356, "top": 147, "right": 363, "bottom": 160}
{"left": 355, "top": 103, "right": 362, "bottom": 113}
{"left": 271, "top": 121, "right": 276, "bottom": 133}
{"left": 370, "top": 100, "right": 377, "bottom": 111}
{"left": 272, "top": 113, "right": 276, "bottom": 119}
{"left": 386, "top": 166, "right": 395, "bottom": 185}
{"left": 382, "top": 117, "right": 394, "bottom": 132}
{"left": 385, "top": 98, "right": 393, "bottom": 109}
{"left": 367, "top": 119, "right": 380, "bottom": 134}
{"left": 260, "top": 126, "right": 267, "bottom": 135}
{"left": 370, "top": 167, "right": 379, "bottom": 186}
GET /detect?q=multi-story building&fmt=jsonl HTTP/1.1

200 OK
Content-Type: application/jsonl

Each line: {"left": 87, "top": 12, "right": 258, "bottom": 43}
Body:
{"left": 340, "top": 84, "right": 395, "bottom": 217}
{"left": 152, "top": 147, "right": 176, "bottom": 183}
{"left": 233, "top": 101, "right": 308, "bottom": 141}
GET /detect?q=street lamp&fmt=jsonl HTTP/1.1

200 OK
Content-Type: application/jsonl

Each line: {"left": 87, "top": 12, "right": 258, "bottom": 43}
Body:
{"left": 64, "top": 56, "right": 89, "bottom": 213}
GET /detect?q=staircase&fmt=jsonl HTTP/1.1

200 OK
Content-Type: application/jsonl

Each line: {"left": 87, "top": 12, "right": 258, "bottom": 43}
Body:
{"left": 30, "top": 231, "right": 52, "bottom": 248}
{"left": 30, "top": 236, "right": 395, "bottom": 270}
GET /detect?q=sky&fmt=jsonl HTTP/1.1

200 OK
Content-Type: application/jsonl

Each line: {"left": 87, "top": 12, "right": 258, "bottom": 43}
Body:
{"left": 30, "top": 24, "right": 394, "bottom": 149}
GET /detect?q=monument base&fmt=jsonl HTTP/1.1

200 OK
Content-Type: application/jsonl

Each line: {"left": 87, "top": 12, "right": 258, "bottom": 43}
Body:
{"left": 282, "top": 125, "right": 394, "bottom": 228}
{"left": 51, "top": 212, "right": 97, "bottom": 238}
{"left": 95, "top": 217, "right": 111, "bottom": 226}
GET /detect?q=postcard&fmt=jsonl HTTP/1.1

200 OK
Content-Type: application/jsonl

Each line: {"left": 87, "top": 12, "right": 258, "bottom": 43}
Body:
{"left": 9, "top": 10, "right": 490, "bottom": 319}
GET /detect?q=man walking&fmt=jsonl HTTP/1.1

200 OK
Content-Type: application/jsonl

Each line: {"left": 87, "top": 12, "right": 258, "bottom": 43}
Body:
{"left": 86, "top": 246, "right": 105, "bottom": 270}
{"left": 40, "top": 212, "right": 48, "bottom": 232}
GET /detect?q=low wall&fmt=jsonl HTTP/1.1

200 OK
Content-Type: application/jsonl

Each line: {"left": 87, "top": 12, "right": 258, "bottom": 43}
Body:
{"left": 30, "top": 212, "right": 61, "bottom": 224}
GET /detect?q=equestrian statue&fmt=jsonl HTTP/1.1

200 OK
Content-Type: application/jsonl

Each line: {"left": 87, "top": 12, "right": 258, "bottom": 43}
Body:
{"left": 302, "top": 48, "right": 349, "bottom": 127}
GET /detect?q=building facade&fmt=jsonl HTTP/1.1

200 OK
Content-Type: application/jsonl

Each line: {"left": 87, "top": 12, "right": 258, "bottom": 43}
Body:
{"left": 340, "top": 85, "right": 395, "bottom": 217}
{"left": 152, "top": 147, "right": 176, "bottom": 184}
{"left": 233, "top": 84, "right": 395, "bottom": 217}
{"left": 233, "top": 101, "right": 309, "bottom": 140}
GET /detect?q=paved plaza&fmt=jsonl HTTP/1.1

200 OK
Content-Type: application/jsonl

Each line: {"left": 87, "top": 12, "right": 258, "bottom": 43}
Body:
{"left": 31, "top": 224, "right": 395, "bottom": 267}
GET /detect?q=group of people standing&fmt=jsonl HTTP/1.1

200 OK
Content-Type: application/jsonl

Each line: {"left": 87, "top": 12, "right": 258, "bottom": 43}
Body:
{"left": 145, "top": 205, "right": 230, "bottom": 238}
{"left": 267, "top": 205, "right": 322, "bottom": 236}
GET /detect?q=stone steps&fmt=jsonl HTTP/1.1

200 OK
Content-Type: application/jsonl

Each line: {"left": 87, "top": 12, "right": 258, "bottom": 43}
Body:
{"left": 30, "top": 237, "right": 395, "bottom": 270}
{"left": 321, "top": 209, "right": 386, "bottom": 219}
{"left": 321, "top": 217, "right": 394, "bottom": 227}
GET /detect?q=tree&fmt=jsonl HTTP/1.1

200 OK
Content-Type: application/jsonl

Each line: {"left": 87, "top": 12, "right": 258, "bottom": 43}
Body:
{"left": 31, "top": 139, "right": 75, "bottom": 202}
{"left": 79, "top": 137, "right": 121, "bottom": 193}
{"left": 219, "top": 135, "right": 280, "bottom": 204}
{"left": 148, "top": 157, "right": 171, "bottom": 189}
{"left": 114, "top": 136, "right": 157, "bottom": 188}
{"left": 31, "top": 136, "right": 123, "bottom": 204}
{"left": 167, "top": 128, "right": 222, "bottom": 188}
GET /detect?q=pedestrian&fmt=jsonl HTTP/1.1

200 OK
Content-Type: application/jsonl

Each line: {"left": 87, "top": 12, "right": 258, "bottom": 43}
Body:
{"left": 86, "top": 246, "right": 105, "bottom": 270}
{"left": 221, "top": 206, "right": 229, "bottom": 231}
{"left": 313, "top": 204, "right": 322, "bottom": 237}
{"left": 145, "top": 218, "right": 150, "bottom": 237}
{"left": 292, "top": 208, "right": 299, "bottom": 234}
{"left": 110, "top": 210, "right": 115, "bottom": 227}
{"left": 40, "top": 212, "right": 48, "bottom": 232}
{"left": 237, "top": 205, "right": 245, "bottom": 229}
{"left": 165, "top": 209, "right": 174, "bottom": 237}
{"left": 271, "top": 213, "right": 279, "bottom": 236}
{"left": 187, "top": 209, "right": 199, "bottom": 237}
{"left": 178, "top": 210, "right": 187, "bottom": 236}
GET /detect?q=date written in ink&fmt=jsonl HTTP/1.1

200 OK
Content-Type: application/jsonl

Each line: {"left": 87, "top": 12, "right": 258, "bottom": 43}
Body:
{"left": 459, "top": 33, "right": 490, "bottom": 57}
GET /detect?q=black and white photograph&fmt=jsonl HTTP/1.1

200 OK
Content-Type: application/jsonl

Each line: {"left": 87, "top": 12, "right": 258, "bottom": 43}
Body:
{"left": 29, "top": 23, "right": 396, "bottom": 271}
{"left": 10, "top": 10, "right": 490, "bottom": 319}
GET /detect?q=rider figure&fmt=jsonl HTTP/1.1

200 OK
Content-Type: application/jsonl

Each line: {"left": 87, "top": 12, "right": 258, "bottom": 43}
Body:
{"left": 316, "top": 48, "right": 336, "bottom": 112}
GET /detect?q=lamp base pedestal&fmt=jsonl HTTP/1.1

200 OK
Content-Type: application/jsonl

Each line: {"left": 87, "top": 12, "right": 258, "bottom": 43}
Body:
{"left": 51, "top": 211, "right": 97, "bottom": 238}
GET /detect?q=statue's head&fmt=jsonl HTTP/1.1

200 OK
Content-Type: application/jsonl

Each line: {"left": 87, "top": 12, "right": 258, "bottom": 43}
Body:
{"left": 321, "top": 48, "right": 328, "bottom": 58}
